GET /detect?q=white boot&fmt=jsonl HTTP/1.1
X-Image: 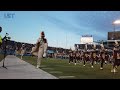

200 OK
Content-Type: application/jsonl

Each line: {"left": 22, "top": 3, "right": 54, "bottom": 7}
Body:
{"left": 91, "top": 66, "right": 94, "bottom": 68}
{"left": 36, "top": 65, "right": 40, "bottom": 69}
{"left": 100, "top": 67, "right": 103, "bottom": 70}
{"left": 111, "top": 69, "right": 114, "bottom": 72}
{"left": 114, "top": 68, "right": 117, "bottom": 73}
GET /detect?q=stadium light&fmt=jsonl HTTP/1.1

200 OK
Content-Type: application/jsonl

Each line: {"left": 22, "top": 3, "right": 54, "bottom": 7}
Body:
{"left": 112, "top": 19, "right": 120, "bottom": 40}
{"left": 113, "top": 20, "right": 120, "bottom": 25}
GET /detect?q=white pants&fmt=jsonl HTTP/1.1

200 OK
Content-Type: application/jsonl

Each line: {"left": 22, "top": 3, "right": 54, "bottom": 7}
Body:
{"left": 20, "top": 50, "right": 25, "bottom": 59}
{"left": 43, "top": 43, "right": 48, "bottom": 57}
{"left": 37, "top": 47, "right": 44, "bottom": 67}
{"left": 32, "top": 43, "right": 48, "bottom": 67}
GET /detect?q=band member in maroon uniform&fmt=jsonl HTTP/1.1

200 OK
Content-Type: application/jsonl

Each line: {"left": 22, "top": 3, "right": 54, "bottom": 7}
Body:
{"left": 91, "top": 44, "right": 97, "bottom": 68}
{"left": 69, "top": 51, "right": 73, "bottom": 64}
{"left": 81, "top": 51, "right": 84, "bottom": 64}
{"left": 76, "top": 51, "right": 80, "bottom": 63}
{"left": 73, "top": 51, "right": 77, "bottom": 65}
{"left": 83, "top": 51, "right": 86, "bottom": 66}
{"left": 97, "top": 52, "right": 101, "bottom": 64}
{"left": 111, "top": 40, "right": 120, "bottom": 73}
{"left": 91, "top": 50, "right": 96, "bottom": 68}
{"left": 84, "top": 51, "right": 89, "bottom": 65}
{"left": 79, "top": 51, "right": 82, "bottom": 63}
{"left": 105, "top": 51, "right": 109, "bottom": 65}
{"left": 89, "top": 51, "right": 93, "bottom": 64}
{"left": 100, "top": 50, "right": 105, "bottom": 70}
{"left": 83, "top": 44, "right": 88, "bottom": 66}
{"left": 100, "top": 44, "right": 105, "bottom": 70}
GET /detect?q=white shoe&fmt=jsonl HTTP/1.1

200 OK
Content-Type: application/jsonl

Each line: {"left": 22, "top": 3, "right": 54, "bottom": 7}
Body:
{"left": 36, "top": 65, "right": 40, "bottom": 69}
{"left": 105, "top": 61, "right": 107, "bottom": 64}
{"left": 83, "top": 65, "right": 85, "bottom": 67}
{"left": 100, "top": 67, "right": 103, "bottom": 70}
{"left": 94, "top": 61, "right": 96, "bottom": 64}
{"left": 114, "top": 68, "right": 117, "bottom": 73}
{"left": 91, "top": 66, "right": 94, "bottom": 68}
{"left": 111, "top": 69, "right": 114, "bottom": 72}
{"left": 75, "top": 63, "right": 76, "bottom": 65}
{"left": 69, "top": 63, "right": 70, "bottom": 64}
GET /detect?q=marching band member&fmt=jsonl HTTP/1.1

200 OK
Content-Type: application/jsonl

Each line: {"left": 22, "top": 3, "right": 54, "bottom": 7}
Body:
{"left": 69, "top": 50, "right": 74, "bottom": 64}
{"left": 81, "top": 51, "right": 85, "bottom": 66}
{"left": 105, "top": 50, "right": 109, "bottom": 65}
{"left": 91, "top": 44, "right": 96, "bottom": 68}
{"left": 91, "top": 50, "right": 96, "bottom": 68}
{"left": 76, "top": 51, "right": 80, "bottom": 63}
{"left": 111, "top": 40, "right": 120, "bottom": 73}
{"left": 73, "top": 51, "right": 77, "bottom": 65}
{"left": 20, "top": 44, "right": 26, "bottom": 59}
{"left": 89, "top": 51, "right": 92, "bottom": 64}
{"left": 100, "top": 44, "right": 105, "bottom": 70}
{"left": 31, "top": 31, "right": 48, "bottom": 68}
{"left": 84, "top": 51, "right": 89, "bottom": 66}
{"left": 100, "top": 50, "right": 105, "bottom": 70}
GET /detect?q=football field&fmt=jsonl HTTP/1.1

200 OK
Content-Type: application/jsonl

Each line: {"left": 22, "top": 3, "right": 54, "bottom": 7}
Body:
{"left": 18, "top": 56, "right": 120, "bottom": 79}
{"left": 0, "top": 54, "right": 4, "bottom": 62}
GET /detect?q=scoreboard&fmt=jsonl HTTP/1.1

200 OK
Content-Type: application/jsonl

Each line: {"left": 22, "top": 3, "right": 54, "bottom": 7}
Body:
{"left": 108, "top": 31, "right": 120, "bottom": 40}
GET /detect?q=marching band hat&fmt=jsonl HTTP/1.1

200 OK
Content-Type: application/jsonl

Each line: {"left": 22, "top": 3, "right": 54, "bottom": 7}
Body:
{"left": 22, "top": 44, "right": 25, "bottom": 46}
{"left": 41, "top": 31, "right": 45, "bottom": 37}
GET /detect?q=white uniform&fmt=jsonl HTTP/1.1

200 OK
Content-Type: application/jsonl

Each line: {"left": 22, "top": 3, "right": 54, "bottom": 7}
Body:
{"left": 31, "top": 37, "right": 48, "bottom": 68}
{"left": 20, "top": 45, "right": 26, "bottom": 59}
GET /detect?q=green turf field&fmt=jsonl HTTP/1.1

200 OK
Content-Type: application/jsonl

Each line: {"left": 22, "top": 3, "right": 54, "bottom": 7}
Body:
{"left": 18, "top": 56, "right": 120, "bottom": 79}
{"left": 0, "top": 54, "right": 4, "bottom": 62}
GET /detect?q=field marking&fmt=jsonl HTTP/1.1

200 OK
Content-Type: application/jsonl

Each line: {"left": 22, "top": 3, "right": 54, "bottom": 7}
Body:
{"left": 42, "top": 68, "right": 54, "bottom": 70}
{"left": 59, "top": 76, "right": 75, "bottom": 78}
{"left": 49, "top": 71, "right": 63, "bottom": 74}
{"left": 40, "top": 65, "right": 47, "bottom": 67}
